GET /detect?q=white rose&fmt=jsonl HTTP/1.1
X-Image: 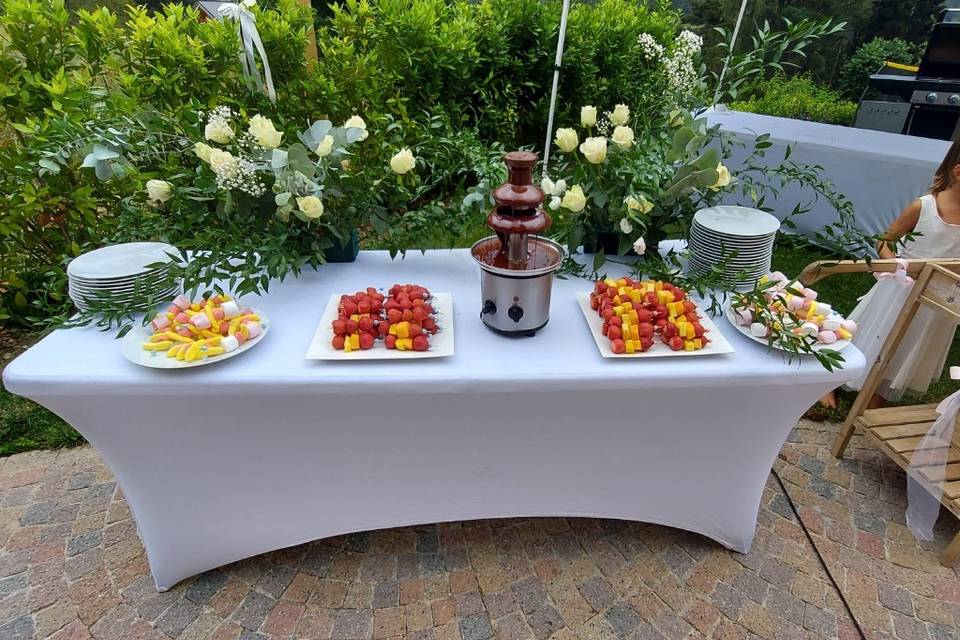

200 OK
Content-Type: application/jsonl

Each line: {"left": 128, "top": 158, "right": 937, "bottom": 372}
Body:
{"left": 145, "top": 179, "right": 173, "bottom": 204}
{"left": 580, "top": 106, "right": 597, "bottom": 128}
{"left": 619, "top": 218, "right": 633, "bottom": 234}
{"left": 560, "top": 185, "right": 587, "bottom": 212}
{"left": 554, "top": 179, "right": 567, "bottom": 194}
{"left": 208, "top": 149, "right": 234, "bottom": 172}
{"left": 390, "top": 147, "right": 416, "bottom": 174}
{"left": 193, "top": 142, "right": 213, "bottom": 163}
{"left": 554, "top": 127, "right": 579, "bottom": 153}
{"left": 548, "top": 196, "right": 561, "bottom": 211}
{"left": 344, "top": 115, "right": 369, "bottom": 141}
{"left": 611, "top": 125, "right": 634, "bottom": 148}
{"left": 540, "top": 177, "right": 555, "bottom": 195}
{"left": 241, "top": 0, "right": 256, "bottom": 7}
{"left": 610, "top": 104, "right": 630, "bottom": 126}
{"left": 633, "top": 237, "right": 646, "bottom": 256}
{"left": 296, "top": 195, "right": 324, "bottom": 219}
{"left": 579, "top": 136, "right": 607, "bottom": 164}
{"left": 711, "top": 163, "right": 731, "bottom": 190}
{"left": 315, "top": 134, "right": 334, "bottom": 157}
{"left": 248, "top": 114, "right": 283, "bottom": 149}
{"left": 204, "top": 120, "right": 234, "bottom": 144}
{"left": 626, "top": 195, "right": 654, "bottom": 214}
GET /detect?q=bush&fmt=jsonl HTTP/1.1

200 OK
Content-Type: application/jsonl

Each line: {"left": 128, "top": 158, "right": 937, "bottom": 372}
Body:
{"left": 839, "top": 37, "right": 923, "bottom": 100}
{"left": 0, "top": 0, "right": 694, "bottom": 325}
{"left": 730, "top": 75, "right": 858, "bottom": 126}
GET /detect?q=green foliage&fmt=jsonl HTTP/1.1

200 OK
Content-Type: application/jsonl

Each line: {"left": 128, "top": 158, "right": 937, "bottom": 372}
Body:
{"left": 314, "top": 0, "right": 685, "bottom": 147}
{"left": 710, "top": 16, "right": 846, "bottom": 104}
{"left": 730, "top": 75, "right": 858, "bottom": 126}
{"left": 838, "top": 37, "right": 923, "bottom": 100}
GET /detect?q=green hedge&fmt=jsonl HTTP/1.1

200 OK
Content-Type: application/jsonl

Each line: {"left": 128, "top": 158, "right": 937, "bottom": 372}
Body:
{"left": 730, "top": 75, "right": 858, "bottom": 126}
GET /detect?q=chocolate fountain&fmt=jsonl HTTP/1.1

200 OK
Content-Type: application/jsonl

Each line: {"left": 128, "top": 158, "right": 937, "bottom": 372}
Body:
{"left": 471, "top": 151, "right": 564, "bottom": 336}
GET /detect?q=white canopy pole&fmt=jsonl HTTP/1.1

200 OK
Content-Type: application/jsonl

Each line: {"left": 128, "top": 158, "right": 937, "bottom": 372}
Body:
{"left": 712, "top": 0, "right": 750, "bottom": 107}
{"left": 542, "top": 0, "right": 571, "bottom": 177}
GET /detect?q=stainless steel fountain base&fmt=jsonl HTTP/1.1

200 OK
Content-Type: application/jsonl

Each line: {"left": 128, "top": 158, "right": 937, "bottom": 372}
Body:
{"left": 471, "top": 236, "right": 564, "bottom": 336}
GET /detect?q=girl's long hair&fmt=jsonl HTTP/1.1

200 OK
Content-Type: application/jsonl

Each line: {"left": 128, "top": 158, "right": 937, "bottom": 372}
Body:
{"left": 932, "top": 139, "right": 960, "bottom": 194}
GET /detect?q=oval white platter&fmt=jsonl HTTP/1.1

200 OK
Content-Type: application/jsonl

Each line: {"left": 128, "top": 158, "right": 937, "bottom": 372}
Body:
{"left": 576, "top": 292, "right": 735, "bottom": 358}
{"left": 723, "top": 303, "right": 850, "bottom": 353}
{"left": 306, "top": 293, "right": 454, "bottom": 360}
{"left": 120, "top": 307, "right": 270, "bottom": 369}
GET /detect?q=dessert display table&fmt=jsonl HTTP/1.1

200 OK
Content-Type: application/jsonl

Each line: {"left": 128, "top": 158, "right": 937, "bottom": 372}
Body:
{"left": 2, "top": 250, "right": 865, "bottom": 590}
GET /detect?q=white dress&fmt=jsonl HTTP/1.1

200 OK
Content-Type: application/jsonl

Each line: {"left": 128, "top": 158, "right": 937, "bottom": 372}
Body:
{"left": 845, "top": 194, "right": 960, "bottom": 399}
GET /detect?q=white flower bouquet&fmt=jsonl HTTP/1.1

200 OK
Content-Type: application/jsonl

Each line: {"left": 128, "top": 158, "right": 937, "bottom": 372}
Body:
{"left": 545, "top": 103, "right": 733, "bottom": 256}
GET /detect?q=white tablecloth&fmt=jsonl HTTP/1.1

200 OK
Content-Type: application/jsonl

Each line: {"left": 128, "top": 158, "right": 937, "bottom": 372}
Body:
{"left": 706, "top": 109, "right": 952, "bottom": 240}
{"left": 2, "top": 250, "right": 864, "bottom": 590}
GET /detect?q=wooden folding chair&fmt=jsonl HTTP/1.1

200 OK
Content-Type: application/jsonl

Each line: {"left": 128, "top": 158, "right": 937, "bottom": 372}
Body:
{"left": 801, "top": 259, "right": 960, "bottom": 566}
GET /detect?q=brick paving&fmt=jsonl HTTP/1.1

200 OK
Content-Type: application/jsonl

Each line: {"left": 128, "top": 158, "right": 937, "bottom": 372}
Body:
{"left": 0, "top": 419, "right": 957, "bottom": 639}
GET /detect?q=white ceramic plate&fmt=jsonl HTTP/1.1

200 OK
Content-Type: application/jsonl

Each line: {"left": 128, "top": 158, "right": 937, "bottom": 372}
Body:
{"left": 68, "top": 266, "right": 171, "bottom": 284}
{"left": 306, "top": 293, "right": 454, "bottom": 360}
{"left": 723, "top": 303, "right": 850, "bottom": 353}
{"left": 576, "top": 292, "right": 735, "bottom": 358}
{"left": 120, "top": 307, "right": 270, "bottom": 369}
{"left": 72, "top": 288, "right": 181, "bottom": 312}
{"left": 68, "top": 242, "right": 177, "bottom": 279}
{"left": 693, "top": 206, "right": 781, "bottom": 237}
{"left": 691, "top": 223, "right": 777, "bottom": 242}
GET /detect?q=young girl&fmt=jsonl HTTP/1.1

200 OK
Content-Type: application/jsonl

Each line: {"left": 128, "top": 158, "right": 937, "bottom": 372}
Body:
{"left": 823, "top": 140, "right": 960, "bottom": 409}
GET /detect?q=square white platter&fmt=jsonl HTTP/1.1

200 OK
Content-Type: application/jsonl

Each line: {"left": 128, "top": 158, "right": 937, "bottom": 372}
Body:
{"left": 575, "top": 292, "right": 735, "bottom": 358}
{"left": 306, "top": 292, "right": 454, "bottom": 360}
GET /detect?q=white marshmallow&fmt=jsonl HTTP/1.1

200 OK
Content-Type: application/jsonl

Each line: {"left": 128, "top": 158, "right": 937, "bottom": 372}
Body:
{"left": 221, "top": 335, "right": 240, "bottom": 353}
{"left": 822, "top": 318, "right": 842, "bottom": 331}
{"left": 799, "top": 322, "right": 819, "bottom": 337}
{"left": 221, "top": 300, "right": 241, "bottom": 320}
{"left": 750, "top": 322, "right": 769, "bottom": 338}
{"left": 815, "top": 302, "right": 832, "bottom": 316}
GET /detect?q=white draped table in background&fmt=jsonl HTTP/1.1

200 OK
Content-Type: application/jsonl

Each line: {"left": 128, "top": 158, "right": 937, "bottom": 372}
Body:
{"left": 3, "top": 250, "right": 864, "bottom": 590}
{"left": 706, "top": 108, "right": 952, "bottom": 239}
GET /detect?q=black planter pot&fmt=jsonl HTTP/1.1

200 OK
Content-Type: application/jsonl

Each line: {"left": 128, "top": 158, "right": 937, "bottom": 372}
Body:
{"left": 324, "top": 229, "right": 360, "bottom": 263}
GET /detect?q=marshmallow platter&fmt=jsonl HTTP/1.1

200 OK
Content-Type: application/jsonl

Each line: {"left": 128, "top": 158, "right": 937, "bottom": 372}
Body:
{"left": 120, "top": 294, "right": 269, "bottom": 369}
{"left": 724, "top": 272, "right": 854, "bottom": 354}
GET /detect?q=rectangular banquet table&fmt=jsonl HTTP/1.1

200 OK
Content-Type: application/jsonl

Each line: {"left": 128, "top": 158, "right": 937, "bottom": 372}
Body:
{"left": 3, "top": 249, "right": 865, "bottom": 590}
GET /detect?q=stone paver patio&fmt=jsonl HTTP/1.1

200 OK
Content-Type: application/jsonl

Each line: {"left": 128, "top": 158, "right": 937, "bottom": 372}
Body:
{"left": 0, "top": 420, "right": 957, "bottom": 640}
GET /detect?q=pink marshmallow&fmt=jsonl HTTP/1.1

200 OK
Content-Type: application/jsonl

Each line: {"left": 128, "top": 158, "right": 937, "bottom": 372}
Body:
{"left": 243, "top": 322, "right": 262, "bottom": 339}
{"left": 818, "top": 331, "right": 838, "bottom": 344}
{"left": 786, "top": 296, "right": 804, "bottom": 312}
{"left": 175, "top": 312, "right": 190, "bottom": 324}
{"left": 177, "top": 327, "right": 192, "bottom": 338}
{"left": 168, "top": 305, "right": 181, "bottom": 314}
{"left": 841, "top": 319, "right": 857, "bottom": 333}
{"left": 803, "top": 288, "right": 818, "bottom": 301}
{"left": 173, "top": 294, "right": 192, "bottom": 309}
{"left": 151, "top": 316, "right": 170, "bottom": 331}
{"left": 734, "top": 308, "right": 752, "bottom": 325}
{"left": 213, "top": 308, "right": 225, "bottom": 321}
{"left": 191, "top": 313, "right": 212, "bottom": 329}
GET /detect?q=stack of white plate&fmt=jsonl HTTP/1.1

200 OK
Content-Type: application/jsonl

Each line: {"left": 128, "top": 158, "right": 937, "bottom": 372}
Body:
{"left": 67, "top": 242, "right": 180, "bottom": 311}
{"left": 688, "top": 206, "right": 780, "bottom": 289}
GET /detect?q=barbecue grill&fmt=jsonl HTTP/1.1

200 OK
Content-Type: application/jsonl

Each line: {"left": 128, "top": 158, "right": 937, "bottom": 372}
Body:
{"left": 856, "top": 9, "right": 960, "bottom": 140}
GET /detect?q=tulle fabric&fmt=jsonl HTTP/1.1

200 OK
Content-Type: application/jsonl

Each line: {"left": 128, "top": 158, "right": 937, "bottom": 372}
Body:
{"left": 841, "top": 277, "right": 956, "bottom": 400}
{"left": 907, "top": 387, "right": 960, "bottom": 541}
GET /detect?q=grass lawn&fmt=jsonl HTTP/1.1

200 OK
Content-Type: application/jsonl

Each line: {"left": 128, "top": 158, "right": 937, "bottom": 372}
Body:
{"left": 2, "top": 240, "right": 959, "bottom": 456}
